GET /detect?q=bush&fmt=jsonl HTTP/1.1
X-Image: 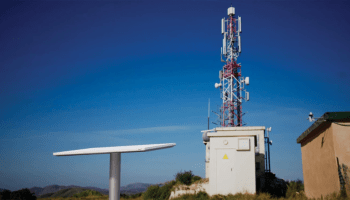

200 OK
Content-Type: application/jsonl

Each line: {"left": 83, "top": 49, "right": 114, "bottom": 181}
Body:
{"left": 120, "top": 193, "right": 130, "bottom": 199}
{"left": 143, "top": 171, "right": 201, "bottom": 200}
{"left": 192, "top": 176, "right": 202, "bottom": 183}
{"left": 260, "top": 172, "right": 287, "bottom": 198}
{"left": 0, "top": 190, "right": 11, "bottom": 200}
{"left": 143, "top": 181, "right": 176, "bottom": 200}
{"left": 143, "top": 185, "right": 161, "bottom": 200}
{"left": 175, "top": 170, "right": 195, "bottom": 186}
{"left": 210, "top": 194, "right": 226, "bottom": 200}
{"left": 158, "top": 180, "right": 176, "bottom": 200}
{"left": 120, "top": 192, "right": 142, "bottom": 199}
{"left": 73, "top": 189, "right": 102, "bottom": 198}
{"left": 195, "top": 191, "right": 209, "bottom": 200}
{"left": 286, "top": 179, "right": 305, "bottom": 198}
{"left": 130, "top": 192, "right": 143, "bottom": 199}
{"left": 172, "top": 192, "right": 209, "bottom": 200}
{"left": 7, "top": 189, "right": 36, "bottom": 200}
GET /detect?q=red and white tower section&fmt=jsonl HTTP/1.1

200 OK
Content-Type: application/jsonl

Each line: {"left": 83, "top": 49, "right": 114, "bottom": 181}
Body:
{"left": 215, "top": 7, "right": 249, "bottom": 127}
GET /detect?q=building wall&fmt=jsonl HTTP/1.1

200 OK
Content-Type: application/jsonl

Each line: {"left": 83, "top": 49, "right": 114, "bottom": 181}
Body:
{"left": 205, "top": 142, "right": 210, "bottom": 178}
{"left": 331, "top": 122, "right": 350, "bottom": 194}
{"left": 300, "top": 122, "right": 340, "bottom": 198}
{"left": 254, "top": 130, "right": 265, "bottom": 178}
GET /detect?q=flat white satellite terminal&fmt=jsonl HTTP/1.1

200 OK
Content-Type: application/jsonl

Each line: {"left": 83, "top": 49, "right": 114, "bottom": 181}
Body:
{"left": 53, "top": 143, "right": 175, "bottom": 156}
{"left": 54, "top": 143, "right": 176, "bottom": 200}
{"left": 228, "top": 7, "right": 235, "bottom": 16}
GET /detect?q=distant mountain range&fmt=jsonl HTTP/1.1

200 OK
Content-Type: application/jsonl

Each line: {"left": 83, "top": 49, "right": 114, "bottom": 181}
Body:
{"left": 120, "top": 183, "right": 153, "bottom": 195}
{"left": 23, "top": 183, "right": 153, "bottom": 197}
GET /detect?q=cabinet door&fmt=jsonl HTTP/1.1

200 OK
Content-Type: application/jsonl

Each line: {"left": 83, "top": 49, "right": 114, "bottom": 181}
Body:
{"left": 216, "top": 148, "right": 236, "bottom": 195}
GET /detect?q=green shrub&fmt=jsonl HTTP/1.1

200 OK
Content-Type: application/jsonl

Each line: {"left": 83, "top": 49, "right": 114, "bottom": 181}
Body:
{"left": 130, "top": 192, "right": 143, "bottom": 198}
{"left": 0, "top": 189, "right": 12, "bottom": 200}
{"left": 143, "top": 181, "right": 177, "bottom": 200}
{"left": 175, "top": 170, "right": 194, "bottom": 186}
{"left": 172, "top": 192, "right": 209, "bottom": 200}
{"left": 158, "top": 180, "right": 176, "bottom": 200}
{"left": 73, "top": 190, "right": 102, "bottom": 198}
{"left": 192, "top": 176, "right": 202, "bottom": 183}
{"left": 195, "top": 191, "right": 209, "bottom": 200}
{"left": 143, "top": 185, "right": 161, "bottom": 200}
{"left": 211, "top": 194, "right": 226, "bottom": 200}
{"left": 259, "top": 172, "right": 287, "bottom": 198}
{"left": 120, "top": 192, "right": 142, "bottom": 199}
{"left": 171, "top": 194, "right": 194, "bottom": 200}
{"left": 143, "top": 171, "right": 201, "bottom": 200}
{"left": 255, "top": 193, "right": 272, "bottom": 200}
{"left": 4, "top": 189, "right": 36, "bottom": 200}
{"left": 120, "top": 193, "right": 130, "bottom": 199}
{"left": 286, "top": 180, "right": 304, "bottom": 198}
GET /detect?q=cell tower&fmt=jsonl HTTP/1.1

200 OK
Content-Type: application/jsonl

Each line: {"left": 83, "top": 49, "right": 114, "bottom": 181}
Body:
{"left": 215, "top": 6, "right": 249, "bottom": 127}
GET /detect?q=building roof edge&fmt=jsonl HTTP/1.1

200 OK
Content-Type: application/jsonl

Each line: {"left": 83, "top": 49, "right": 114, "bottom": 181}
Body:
{"left": 296, "top": 112, "right": 350, "bottom": 144}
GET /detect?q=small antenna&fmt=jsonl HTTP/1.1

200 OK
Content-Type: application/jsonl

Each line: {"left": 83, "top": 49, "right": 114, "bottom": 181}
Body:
{"left": 208, "top": 99, "right": 210, "bottom": 130}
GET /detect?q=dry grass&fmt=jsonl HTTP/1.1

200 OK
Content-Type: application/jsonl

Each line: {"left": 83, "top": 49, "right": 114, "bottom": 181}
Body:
{"left": 169, "top": 191, "right": 350, "bottom": 200}
{"left": 39, "top": 195, "right": 142, "bottom": 200}
{"left": 38, "top": 191, "right": 349, "bottom": 200}
{"left": 39, "top": 195, "right": 108, "bottom": 200}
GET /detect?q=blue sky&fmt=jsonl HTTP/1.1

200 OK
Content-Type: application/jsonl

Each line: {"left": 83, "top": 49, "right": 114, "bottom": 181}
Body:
{"left": 1, "top": 0, "right": 350, "bottom": 191}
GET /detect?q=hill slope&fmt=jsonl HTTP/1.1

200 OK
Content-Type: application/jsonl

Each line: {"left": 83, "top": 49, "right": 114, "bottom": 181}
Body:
{"left": 39, "top": 188, "right": 88, "bottom": 198}
{"left": 30, "top": 183, "right": 152, "bottom": 197}
{"left": 30, "top": 185, "right": 108, "bottom": 197}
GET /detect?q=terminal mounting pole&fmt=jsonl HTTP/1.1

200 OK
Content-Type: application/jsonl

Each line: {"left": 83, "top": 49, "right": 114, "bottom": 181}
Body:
{"left": 110, "top": 153, "right": 121, "bottom": 200}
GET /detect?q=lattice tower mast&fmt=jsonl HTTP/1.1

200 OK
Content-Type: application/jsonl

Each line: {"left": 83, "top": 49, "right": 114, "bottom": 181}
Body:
{"left": 215, "top": 7, "right": 249, "bottom": 127}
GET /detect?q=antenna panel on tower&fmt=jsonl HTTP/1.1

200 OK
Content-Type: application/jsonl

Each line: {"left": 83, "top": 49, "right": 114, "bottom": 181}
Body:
{"left": 238, "top": 16, "right": 242, "bottom": 33}
{"left": 238, "top": 35, "right": 241, "bottom": 53}
{"left": 221, "top": 18, "right": 225, "bottom": 34}
{"left": 223, "top": 34, "right": 227, "bottom": 55}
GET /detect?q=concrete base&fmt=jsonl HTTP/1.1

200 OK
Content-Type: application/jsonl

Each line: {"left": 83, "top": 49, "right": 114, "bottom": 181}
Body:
{"left": 169, "top": 181, "right": 210, "bottom": 199}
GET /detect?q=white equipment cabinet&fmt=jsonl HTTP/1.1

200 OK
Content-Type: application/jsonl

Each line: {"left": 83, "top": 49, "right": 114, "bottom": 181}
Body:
{"left": 203, "top": 127, "right": 265, "bottom": 195}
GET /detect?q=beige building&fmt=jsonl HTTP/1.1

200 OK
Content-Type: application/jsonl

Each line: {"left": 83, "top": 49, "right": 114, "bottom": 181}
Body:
{"left": 297, "top": 112, "right": 350, "bottom": 198}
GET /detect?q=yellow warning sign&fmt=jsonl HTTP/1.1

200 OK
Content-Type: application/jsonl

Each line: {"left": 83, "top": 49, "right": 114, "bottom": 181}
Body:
{"left": 223, "top": 154, "right": 228, "bottom": 159}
